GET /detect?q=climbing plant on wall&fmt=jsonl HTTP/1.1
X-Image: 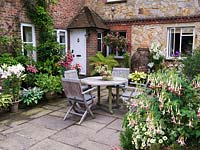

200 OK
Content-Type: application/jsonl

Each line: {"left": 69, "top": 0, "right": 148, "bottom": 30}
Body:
{"left": 22, "top": 0, "right": 63, "bottom": 75}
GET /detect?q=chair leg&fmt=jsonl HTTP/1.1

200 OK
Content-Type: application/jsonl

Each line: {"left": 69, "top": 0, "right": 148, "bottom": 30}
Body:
{"left": 78, "top": 110, "right": 88, "bottom": 124}
{"left": 63, "top": 105, "right": 73, "bottom": 120}
{"left": 87, "top": 106, "right": 95, "bottom": 119}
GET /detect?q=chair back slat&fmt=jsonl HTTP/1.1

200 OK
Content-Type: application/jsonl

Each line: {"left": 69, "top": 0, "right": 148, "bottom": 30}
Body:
{"left": 64, "top": 70, "right": 78, "bottom": 79}
{"left": 112, "top": 68, "right": 130, "bottom": 79}
{"left": 62, "top": 78, "right": 84, "bottom": 101}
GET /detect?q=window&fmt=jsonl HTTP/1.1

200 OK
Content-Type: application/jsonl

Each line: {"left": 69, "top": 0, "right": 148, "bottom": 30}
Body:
{"left": 106, "top": 31, "right": 127, "bottom": 58}
{"left": 106, "top": 0, "right": 127, "bottom": 3}
{"left": 167, "top": 27, "right": 195, "bottom": 58}
{"left": 55, "top": 30, "right": 67, "bottom": 54}
{"left": 21, "top": 23, "right": 36, "bottom": 60}
{"left": 97, "top": 32, "right": 102, "bottom": 52}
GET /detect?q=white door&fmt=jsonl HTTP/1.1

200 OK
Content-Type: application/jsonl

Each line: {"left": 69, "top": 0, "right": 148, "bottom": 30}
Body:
{"left": 70, "top": 29, "right": 86, "bottom": 75}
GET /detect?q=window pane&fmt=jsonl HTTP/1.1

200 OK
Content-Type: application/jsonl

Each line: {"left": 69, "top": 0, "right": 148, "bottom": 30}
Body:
{"left": 98, "top": 33, "right": 102, "bottom": 39}
{"left": 23, "top": 26, "right": 32, "bottom": 42}
{"left": 98, "top": 39, "right": 102, "bottom": 51}
{"left": 59, "top": 31, "right": 66, "bottom": 43}
{"left": 181, "top": 36, "right": 193, "bottom": 57}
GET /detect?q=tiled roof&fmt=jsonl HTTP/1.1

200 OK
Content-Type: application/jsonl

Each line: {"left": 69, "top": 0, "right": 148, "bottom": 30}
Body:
{"left": 105, "top": 14, "right": 200, "bottom": 25}
{"left": 67, "top": 6, "right": 109, "bottom": 30}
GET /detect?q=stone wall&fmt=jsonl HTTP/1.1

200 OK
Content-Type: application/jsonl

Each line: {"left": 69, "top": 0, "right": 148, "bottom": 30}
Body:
{"left": 85, "top": 0, "right": 200, "bottom": 20}
{"left": 131, "top": 22, "right": 200, "bottom": 55}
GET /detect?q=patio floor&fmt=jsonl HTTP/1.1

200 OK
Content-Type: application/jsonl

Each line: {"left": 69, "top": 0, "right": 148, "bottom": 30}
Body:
{"left": 0, "top": 87, "right": 127, "bottom": 150}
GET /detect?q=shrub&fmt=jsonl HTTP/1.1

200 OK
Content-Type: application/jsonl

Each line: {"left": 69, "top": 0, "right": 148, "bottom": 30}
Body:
{"left": 35, "top": 73, "right": 62, "bottom": 94}
{"left": 21, "top": 87, "right": 44, "bottom": 106}
{"left": 0, "top": 93, "right": 12, "bottom": 110}
{"left": 182, "top": 49, "right": 200, "bottom": 79}
{"left": 120, "top": 69, "right": 200, "bottom": 149}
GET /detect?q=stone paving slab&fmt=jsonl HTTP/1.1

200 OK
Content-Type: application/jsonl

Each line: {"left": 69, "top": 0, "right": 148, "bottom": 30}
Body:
{"left": 78, "top": 139, "right": 111, "bottom": 150}
{"left": 21, "top": 107, "right": 53, "bottom": 119}
{"left": 30, "top": 115, "right": 75, "bottom": 131}
{"left": 0, "top": 132, "right": 38, "bottom": 150}
{"left": 87, "top": 114, "right": 116, "bottom": 124}
{"left": 106, "top": 118, "right": 124, "bottom": 131}
{"left": 50, "top": 125, "right": 95, "bottom": 146}
{"left": 2, "top": 123, "right": 56, "bottom": 141}
{"left": 80, "top": 120, "right": 106, "bottom": 132}
{"left": 91, "top": 128, "right": 121, "bottom": 147}
{"left": 29, "top": 138, "right": 81, "bottom": 150}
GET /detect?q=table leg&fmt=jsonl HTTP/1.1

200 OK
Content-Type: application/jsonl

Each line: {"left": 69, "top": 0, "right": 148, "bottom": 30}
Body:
{"left": 116, "top": 85, "right": 120, "bottom": 108}
{"left": 97, "top": 86, "right": 100, "bottom": 105}
{"left": 108, "top": 86, "right": 113, "bottom": 114}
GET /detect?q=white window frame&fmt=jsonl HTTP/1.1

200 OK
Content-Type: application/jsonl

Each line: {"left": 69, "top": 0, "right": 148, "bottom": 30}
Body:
{"left": 97, "top": 32, "right": 102, "bottom": 52}
{"left": 20, "top": 23, "right": 36, "bottom": 61}
{"left": 166, "top": 26, "right": 195, "bottom": 59}
{"left": 55, "top": 29, "right": 67, "bottom": 54}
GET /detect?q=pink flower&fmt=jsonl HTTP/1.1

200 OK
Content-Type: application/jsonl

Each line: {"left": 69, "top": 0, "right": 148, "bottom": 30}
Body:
{"left": 26, "top": 65, "right": 38, "bottom": 73}
{"left": 177, "top": 137, "right": 186, "bottom": 146}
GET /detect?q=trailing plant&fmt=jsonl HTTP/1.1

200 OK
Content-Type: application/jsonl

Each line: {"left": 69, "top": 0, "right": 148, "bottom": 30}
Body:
{"left": 21, "top": 87, "right": 44, "bottom": 106}
{"left": 0, "top": 93, "right": 12, "bottom": 110}
{"left": 89, "top": 52, "right": 119, "bottom": 75}
{"left": 182, "top": 49, "right": 200, "bottom": 80}
{"left": 121, "top": 69, "right": 200, "bottom": 150}
{"left": 35, "top": 73, "right": 62, "bottom": 94}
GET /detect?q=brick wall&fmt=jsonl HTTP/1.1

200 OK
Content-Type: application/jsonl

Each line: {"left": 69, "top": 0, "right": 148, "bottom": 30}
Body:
{"left": 86, "top": 29, "right": 98, "bottom": 75}
{"left": 50, "top": 0, "right": 85, "bottom": 29}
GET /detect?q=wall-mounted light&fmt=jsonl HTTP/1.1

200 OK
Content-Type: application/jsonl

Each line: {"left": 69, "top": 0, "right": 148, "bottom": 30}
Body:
{"left": 111, "top": 5, "right": 115, "bottom": 11}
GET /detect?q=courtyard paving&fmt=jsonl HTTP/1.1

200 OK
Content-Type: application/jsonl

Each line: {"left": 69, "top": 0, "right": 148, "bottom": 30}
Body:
{"left": 0, "top": 89, "right": 127, "bottom": 150}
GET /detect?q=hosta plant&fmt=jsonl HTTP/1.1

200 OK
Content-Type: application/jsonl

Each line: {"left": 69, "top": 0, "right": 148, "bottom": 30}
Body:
{"left": 21, "top": 87, "right": 44, "bottom": 106}
{"left": 120, "top": 69, "right": 200, "bottom": 150}
{"left": 129, "top": 71, "right": 147, "bottom": 83}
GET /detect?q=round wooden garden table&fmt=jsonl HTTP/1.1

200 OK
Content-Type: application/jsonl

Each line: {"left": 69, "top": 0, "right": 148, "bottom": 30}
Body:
{"left": 81, "top": 76, "right": 128, "bottom": 114}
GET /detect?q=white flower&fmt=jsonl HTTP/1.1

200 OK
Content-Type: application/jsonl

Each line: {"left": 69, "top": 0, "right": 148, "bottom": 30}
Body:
{"left": 136, "top": 135, "right": 141, "bottom": 139}
{"left": 150, "top": 139, "right": 156, "bottom": 144}
{"left": 163, "top": 136, "right": 168, "bottom": 141}
{"left": 147, "top": 62, "right": 154, "bottom": 68}
{"left": 142, "top": 142, "right": 146, "bottom": 147}
{"left": 159, "top": 139, "right": 163, "bottom": 144}
{"left": 142, "top": 127, "right": 146, "bottom": 132}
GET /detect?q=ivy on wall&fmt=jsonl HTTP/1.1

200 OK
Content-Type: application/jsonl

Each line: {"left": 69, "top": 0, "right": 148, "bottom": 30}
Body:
{"left": 22, "top": 0, "right": 63, "bottom": 75}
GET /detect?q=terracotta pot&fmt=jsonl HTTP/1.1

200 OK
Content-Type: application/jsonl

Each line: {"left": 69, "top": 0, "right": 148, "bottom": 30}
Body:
{"left": 10, "top": 101, "right": 20, "bottom": 113}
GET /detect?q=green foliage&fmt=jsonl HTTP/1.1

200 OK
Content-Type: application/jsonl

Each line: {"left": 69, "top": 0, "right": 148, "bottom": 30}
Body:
{"left": 123, "top": 52, "right": 131, "bottom": 68}
{"left": 182, "top": 49, "right": 200, "bottom": 80}
{"left": 0, "top": 94, "right": 12, "bottom": 110}
{"left": 129, "top": 71, "right": 147, "bottom": 83}
{"left": 23, "top": 0, "right": 62, "bottom": 76}
{"left": 21, "top": 87, "right": 44, "bottom": 106}
{"left": 121, "top": 69, "right": 200, "bottom": 149}
{"left": 0, "top": 53, "right": 19, "bottom": 66}
{"left": 35, "top": 73, "right": 62, "bottom": 94}
{"left": 89, "top": 52, "right": 119, "bottom": 75}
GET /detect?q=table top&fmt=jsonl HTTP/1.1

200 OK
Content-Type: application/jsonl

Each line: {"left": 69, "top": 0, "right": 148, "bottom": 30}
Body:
{"left": 81, "top": 76, "right": 128, "bottom": 86}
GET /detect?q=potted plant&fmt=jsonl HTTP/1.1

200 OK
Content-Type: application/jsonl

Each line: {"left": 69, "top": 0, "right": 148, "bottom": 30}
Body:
{"left": 0, "top": 63, "right": 26, "bottom": 112}
{"left": 35, "top": 73, "right": 62, "bottom": 100}
{"left": 21, "top": 87, "right": 44, "bottom": 106}
{"left": 94, "top": 65, "right": 113, "bottom": 81}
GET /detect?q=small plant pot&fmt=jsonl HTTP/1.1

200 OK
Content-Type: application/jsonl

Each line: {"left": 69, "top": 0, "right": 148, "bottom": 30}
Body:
{"left": 45, "top": 92, "right": 57, "bottom": 101}
{"left": 10, "top": 100, "right": 20, "bottom": 113}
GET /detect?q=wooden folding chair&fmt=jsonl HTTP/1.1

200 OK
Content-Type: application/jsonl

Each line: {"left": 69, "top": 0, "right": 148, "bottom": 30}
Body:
{"left": 62, "top": 78, "right": 97, "bottom": 124}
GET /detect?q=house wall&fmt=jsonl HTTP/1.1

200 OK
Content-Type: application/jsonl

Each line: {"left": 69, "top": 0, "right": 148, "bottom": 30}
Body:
{"left": 131, "top": 22, "right": 200, "bottom": 55}
{"left": 85, "top": 0, "right": 200, "bottom": 20}
{"left": 0, "top": 0, "right": 30, "bottom": 36}
{"left": 50, "top": 0, "right": 84, "bottom": 29}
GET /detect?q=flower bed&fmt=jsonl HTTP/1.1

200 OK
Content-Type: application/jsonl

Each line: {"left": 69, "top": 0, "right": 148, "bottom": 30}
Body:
{"left": 120, "top": 69, "right": 200, "bottom": 150}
